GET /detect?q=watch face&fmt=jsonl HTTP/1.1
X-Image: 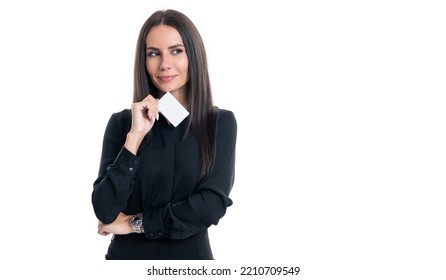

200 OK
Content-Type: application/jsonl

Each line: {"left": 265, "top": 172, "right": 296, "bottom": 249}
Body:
{"left": 131, "top": 215, "right": 143, "bottom": 227}
{"left": 132, "top": 219, "right": 143, "bottom": 227}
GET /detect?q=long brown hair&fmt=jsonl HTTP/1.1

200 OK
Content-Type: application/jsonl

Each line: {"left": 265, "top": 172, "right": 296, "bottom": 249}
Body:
{"left": 133, "top": 9, "right": 217, "bottom": 179}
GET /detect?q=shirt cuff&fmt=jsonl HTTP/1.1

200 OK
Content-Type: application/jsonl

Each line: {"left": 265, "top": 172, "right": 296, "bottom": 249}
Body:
{"left": 113, "top": 146, "right": 140, "bottom": 175}
{"left": 143, "top": 208, "right": 165, "bottom": 240}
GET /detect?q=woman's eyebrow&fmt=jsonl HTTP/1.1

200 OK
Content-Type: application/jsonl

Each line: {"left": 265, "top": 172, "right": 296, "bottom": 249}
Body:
{"left": 167, "top": 44, "right": 185, "bottom": 49}
{"left": 146, "top": 46, "right": 160, "bottom": 51}
{"left": 146, "top": 44, "right": 185, "bottom": 51}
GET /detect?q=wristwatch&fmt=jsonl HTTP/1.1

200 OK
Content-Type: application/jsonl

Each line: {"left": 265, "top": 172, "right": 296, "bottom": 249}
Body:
{"left": 130, "top": 213, "right": 143, "bottom": 233}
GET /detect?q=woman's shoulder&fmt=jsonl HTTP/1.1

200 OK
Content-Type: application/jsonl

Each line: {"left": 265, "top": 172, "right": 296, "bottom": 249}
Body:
{"left": 214, "top": 107, "right": 237, "bottom": 131}
{"left": 111, "top": 108, "right": 131, "bottom": 118}
{"left": 109, "top": 108, "right": 131, "bottom": 122}
{"left": 214, "top": 107, "right": 235, "bottom": 119}
{"left": 106, "top": 108, "right": 131, "bottom": 131}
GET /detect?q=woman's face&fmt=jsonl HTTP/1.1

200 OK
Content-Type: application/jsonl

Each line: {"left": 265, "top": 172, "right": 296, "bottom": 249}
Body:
{"left": 145, "top": 25, "right": 189, "bottom": 95}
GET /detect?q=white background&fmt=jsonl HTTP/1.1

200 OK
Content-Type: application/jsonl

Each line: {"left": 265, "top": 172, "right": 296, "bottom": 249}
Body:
{"left": 1, "top": 0, "right": 445, "bottom": 279}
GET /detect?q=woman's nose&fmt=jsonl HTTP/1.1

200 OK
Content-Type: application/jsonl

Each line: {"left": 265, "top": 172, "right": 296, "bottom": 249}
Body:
{"left": 160, "top": 55, "right": 171, "bottom": 70}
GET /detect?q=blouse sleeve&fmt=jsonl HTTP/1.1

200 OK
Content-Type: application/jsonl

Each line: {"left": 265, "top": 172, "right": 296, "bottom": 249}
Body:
{"left": 142, "top": 110, "right": 237, "bottom": 240}
{"left": 91, "top": 111, "right": 140, "bottom": 224}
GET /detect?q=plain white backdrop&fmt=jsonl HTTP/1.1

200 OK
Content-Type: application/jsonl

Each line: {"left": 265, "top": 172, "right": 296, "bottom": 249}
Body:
{"left": 1, "top": 0, "right": 445, "bottom": 279}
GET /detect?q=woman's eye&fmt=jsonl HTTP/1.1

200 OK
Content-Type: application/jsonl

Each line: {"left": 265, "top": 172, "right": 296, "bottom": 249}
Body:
{"left": 172, "top": 49, "right": 183, "bottom": 55}
{"left": 147, "top": 52, "right": 159, "bottom": 57}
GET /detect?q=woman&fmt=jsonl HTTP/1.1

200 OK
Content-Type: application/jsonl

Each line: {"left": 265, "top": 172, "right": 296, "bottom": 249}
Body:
{"left": 91, "top": 9, "right": 237, "bottom": 260}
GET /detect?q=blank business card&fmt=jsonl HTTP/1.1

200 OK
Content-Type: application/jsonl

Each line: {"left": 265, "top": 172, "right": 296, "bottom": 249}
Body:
{"left": 158, "top": 91, "right": 189, "bottom": 127}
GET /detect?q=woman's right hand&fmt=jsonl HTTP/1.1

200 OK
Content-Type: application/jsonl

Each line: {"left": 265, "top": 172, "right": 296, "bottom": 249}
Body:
{"left": 130, "top": 94, "right": 159, "bottom": 135}
{"left": 124, "top": 94, "right": 159, "bottom": 154}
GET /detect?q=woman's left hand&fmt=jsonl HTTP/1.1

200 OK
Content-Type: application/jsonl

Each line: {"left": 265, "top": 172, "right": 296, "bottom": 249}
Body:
{"left": 97, "top": 212, "right": 133, "bottom": 236}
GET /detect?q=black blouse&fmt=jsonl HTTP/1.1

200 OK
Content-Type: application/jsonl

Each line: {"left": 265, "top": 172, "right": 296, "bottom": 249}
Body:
{"left": 92, "top": 108, "right": 237, "bottom": 259}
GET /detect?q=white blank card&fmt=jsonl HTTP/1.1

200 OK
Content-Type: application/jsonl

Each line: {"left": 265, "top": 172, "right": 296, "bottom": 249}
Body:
{"left": 158, "top": 91, "right": 189, "bottom": 127}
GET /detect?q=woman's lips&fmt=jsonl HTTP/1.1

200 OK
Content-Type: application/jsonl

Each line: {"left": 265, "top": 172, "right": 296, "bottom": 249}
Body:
{"left": 158, "top": 75, "right": 176, "bottom": 82}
